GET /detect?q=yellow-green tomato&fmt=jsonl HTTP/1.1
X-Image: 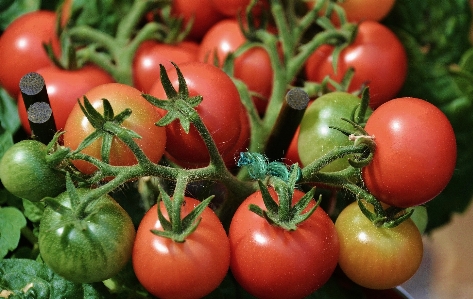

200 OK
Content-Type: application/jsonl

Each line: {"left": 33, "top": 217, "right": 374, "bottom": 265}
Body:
{"left": 298, "top": 92, "right": 371, "bottom": 172}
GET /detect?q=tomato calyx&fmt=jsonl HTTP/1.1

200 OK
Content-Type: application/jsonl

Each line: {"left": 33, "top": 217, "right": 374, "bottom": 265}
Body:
{"left": 248, "top": 163, "right": 320, "bottom": 231}
{"left": 151, "top": 175, "right": 214, "bottom": 242}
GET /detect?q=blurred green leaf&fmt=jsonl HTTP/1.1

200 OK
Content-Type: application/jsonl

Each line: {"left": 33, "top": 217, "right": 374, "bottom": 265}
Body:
{"left": 0, "top": 0, "right": 40, "bottom": 31}
{"left": 384, "top": 0, "right": 473, "bottom": 232}
{"left": 0, "top": 207, "right": 26, "bottom": 260}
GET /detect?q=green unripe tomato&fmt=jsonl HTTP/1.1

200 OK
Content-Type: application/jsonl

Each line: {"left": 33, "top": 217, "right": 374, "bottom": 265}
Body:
{"left": 0, "top": 140, "right": 66, "bottom": 201}
{"left": 298, "top": 92, "right": 372, "bottom": 172}
{"left": 39, "top": 189, "right": 136, "bottom": 283}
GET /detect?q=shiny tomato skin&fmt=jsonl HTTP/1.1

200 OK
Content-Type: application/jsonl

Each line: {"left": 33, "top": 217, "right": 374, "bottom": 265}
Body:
{"left": 307, "top": 0, "right": 396, "bottom": 23}
{"left": 0, "top": 140, "right": 66, "bottom": 202}
{"left": 132, "top": 41, "right": 198, "bottom": 93}
{"left": 132, "top": 197, "right": 230, "bottom": 299}
{"left": 17, "top": 65, "right": 115, "bottom": 133}
{"left": 171, "top": 0, "right": 224, "bottom": 41}
{"left": 362, "top": 97, "right": 456, "bottom": 208}
{"left": 0, "top": 11, "right": 60, "bottom": 98}
{"left": 335, "top": 202, "right": 423, "bottom": 290}
{"left": 63, "top": 83, "right": 166, "bottom": 175}
{"left": 39, "top": 189, "right": 136, "bottom": 283}
{"left": 298, "top": 92, "right": 371, "bottom": 171}
{"left": 229, "top": 188, "right": 340, "bottom": 299}
{"left": 305, "top": 21, "right": 407, "bottom": 109}
{"left": 198, "top": 19, "right": 273, "bottom": 113}
{"left": 149, "top": 62, "right": 248, "bottom": 168}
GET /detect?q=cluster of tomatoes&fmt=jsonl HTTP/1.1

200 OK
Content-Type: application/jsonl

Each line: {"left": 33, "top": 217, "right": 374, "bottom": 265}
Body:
{"left": 0, "top": 0, "right": 459, "bottom": 298}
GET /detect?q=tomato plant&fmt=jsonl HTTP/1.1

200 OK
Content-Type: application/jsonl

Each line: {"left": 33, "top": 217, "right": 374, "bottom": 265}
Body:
{"left": 63, "top": 83, "right": 166, "bottom": 175}
{"left": 0, "top": 10, "right": 60, "bottom": 98}
{"left": 132, "top": 196, "right": 230, "bottom": 299}
{"left": 335, "top": 201, "right": 424, "bottom": 290}
{"left": 0, "top": 140, "right": 66, "bottom": 202}
{"left": 362, "top": 97, "right": 457, "bottom": 208}
{"left": 305, "top": 21, "right": 407, "bottom": 109}
{"left": 38, "top": 188, "right": 136, "bottom": 283}
{"left": 132, "top": 40, "right": 198, "bottom": 93}
{"left": 17, "top": 64, "right": 115, "bottom": 134}
{"left": 229, "top": 188, "right": 339, "bottom": 299}
{"left": 149, "top": 62, "right": 249, "bottom": 168}
{"left": 298, "top": 92, "right": 371, "bottom": 171}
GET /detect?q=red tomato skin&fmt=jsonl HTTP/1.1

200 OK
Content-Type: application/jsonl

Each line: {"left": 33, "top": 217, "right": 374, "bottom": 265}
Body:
{"left": 229, "top": 189, "right": 340, "bottom": 299}
{"left": 149, "top": 62, "right": 247, "bottom": 168}
{"left": 198, "top": 19, "right": 273, "bottom": 113}
{"left": 284, "top": 126, "right": 303, "bottom": 165}
{"left": 307, "top": 0, "right": 396, "bottom": 23}
{"left": 171, "top": 0, "right": 224, "bottom": 41}
{"left": 132, "top": 41, "right": 198, "bottom": 93}
{"left": 132, "top": 197, "right": 230, "bottom": 299}
{"left": 17, "top": 65, "right": 115, "bottom": 133}
{"left": 305, "top": 21, "right": 407, "bottom": 109}
{"left": 362, "top": 97, "right": 457, "bottom": 208}
{"left": 0, "top": 11, "right": 60, "bottom": 98}
{"left": 63, "top": 83, "right": 166, "bottom": 175}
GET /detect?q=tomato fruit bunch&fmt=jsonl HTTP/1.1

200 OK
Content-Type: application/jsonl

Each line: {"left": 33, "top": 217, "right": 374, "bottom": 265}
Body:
{"left": 0, "top": 0, "right": 461, "bottom": 298}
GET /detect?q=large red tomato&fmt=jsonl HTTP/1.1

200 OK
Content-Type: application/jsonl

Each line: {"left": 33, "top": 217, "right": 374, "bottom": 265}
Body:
{"left": 229, "top": 188, "right": 339, "bottom": 299}
{"left": 0, "top": 11, "right": 60, "bottom": 98}
{"left": 63, "top": 83, "right": 166, "bottom": 175}
{"left": 132, "top": 40, "right": 198, "bottom": 93}
{"left": 132, "top": 197, "right": 230, "bottom": 299}
{"left": 305, "top": 21, "right": 407, "bottom": 109}
{"left": 18, "top": 65, "right": 115, "bottom": 133}
{"left": 362, "top": 97, "right": 457, "bottom": 208}
{"left": 149, "top": 62, "right": 249, "bottom": 168}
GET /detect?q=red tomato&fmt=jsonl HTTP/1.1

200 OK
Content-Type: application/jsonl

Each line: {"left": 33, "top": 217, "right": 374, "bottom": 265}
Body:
{"left": 284, "top": 126, "right": 303, "bottom": 166}
{"left": 210, "top": 0, "right": 269, "bottom": 17}
{"left": 63, "top": 83, "right": 166, "bottom": 175}
{"left": 149, "top": 62, "right": 249, "bottom": 168}
{"left": 0, "top": 11, "right": 60, "bottom": 98}
{"left": 17, "top": 65, "right": 115, "bottom": 133}
{"left": 362, "top": 97, "right": 457, "bottom": 208}
{"left": 198, "top": 19, "right": 273, "bottom": 113}
{"left": 171, "top": 0, "right": 224, "bottom": 41}
{"left": 132, "top": 41, "right": 198, "bottom": 93}
{"left": 305, "top": 21, "right": 407, "bottom": 109}
{"left": 307, "top": 0, "right": 396, "bottom": 24}
{"left": 132, "top": 197, "right": 230, "bottom": 299}
{"left": 335, "top": 202, "right": 423, "bottom": 290}
{"left": 229, "top": 188, "right": 339, "bottom": 299}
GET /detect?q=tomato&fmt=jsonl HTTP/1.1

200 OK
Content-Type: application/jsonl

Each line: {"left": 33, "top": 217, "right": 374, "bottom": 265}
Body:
{"left": 171, "top": 0, "right": 224, "bottom": 41}
{"left": 298, "top": 92, "right": 371, "bottom": 171}
{"left": 0, "top": 11, "right": 60, "bottom": 98}
{"left": 63, "top": 83, "right": 166, "bottom": 175}
{"left": 198, "top": 19, "right": 273, "bottom": 113}
{"left": 17, "top": 64, "right": 115, "bottom": 134}
{"left": 307, "top": 0, "right": 396, "bottom": 24}
{"left": 0, "top": 140, "right": 66, "bottom": 202}
{"left": 305, "top": 21, "right": 407, "bottom": 109}
{"left": 38, "top": 189, "right": 136, "bottom": 283}
{"left": 335, "top": 202, "right": 423, "bottom": 290}
{"left": 210, "top": 0, "right": 269, "bottom": 18}
{"left": 132, "top": 197, "right": 230, "bottom": 299}
{"left": 362, "top": 97, "right": 457, "bottom": 208}
{"left": 132, "top": 40, "right": 198, "bottom": 93}
{"left": 229, "top": 188, "right": 339, "bottom": 299}
{"left": 284, "top": 126, "right": 303, "bottom": 165}
{"left": 149, "top": 62, "right": 249, "bottom": 168}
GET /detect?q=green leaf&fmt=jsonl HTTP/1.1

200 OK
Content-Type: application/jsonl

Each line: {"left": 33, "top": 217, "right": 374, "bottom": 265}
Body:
{"left": 21, "top": 199, "right": 45, "bottom": 223}
{"left": 0, "top": 258, "right": 111, "bottom": 298}
{"left": 0, "top": 207, "right": 27, "bottom": 260}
